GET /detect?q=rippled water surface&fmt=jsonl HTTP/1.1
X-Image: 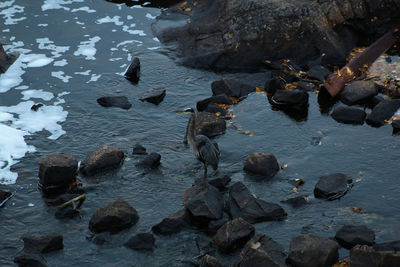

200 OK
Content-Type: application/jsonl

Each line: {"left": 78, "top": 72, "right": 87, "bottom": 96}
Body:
{"left": 1, "top": 1, "right": 400, "bottom": 266}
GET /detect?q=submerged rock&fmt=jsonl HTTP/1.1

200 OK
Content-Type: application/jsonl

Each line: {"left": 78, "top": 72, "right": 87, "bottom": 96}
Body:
{"left": 14, "top": 253, "right": 48, "bottom": 267}
{"left": 152, "top": 209, "right": 192, "bottom": 235}
{"left": 197, "top": 94, "right": 232, "bottom": 112}
{"left": 89, "top": 199, "right": 139, "bottom": 234}
{"left": 80, "top": 146, "right": 124, "bottom": 176}
{"left": 38, "top": 154, "right": 78, "bottom": 196}
{"left": 314, "top": 173, "right": 352, "bottom": 200}
{"left": 132, "top": 144, "right": 147, "bottom": 155}
{"left": 140, "top": 87, "right": 166, "bottom": 105}
{"left": 124, "top": 57, "right": 140, "bottom": 83}
{"left": 211, "top": 78, "right": 255, "bottom": 98}
{"left": 243, "top": 152, "right": 279, "bottom": 178}
{"left": 340, "top": 81, "right": 378, "bottom": 106}
{"left": 366, "top": 99, "right": 400, "bottom": 127}
{"left": 288, "top": 234, "right": 339, "bottom": 267}
{"left": 335, "top": 225, "right": 375, "bottom": 249}
{"left": 184, "top": 112, "right": 226, "bottom": 144}
{"left": 22, "top": 234, "right": 63, "bottom": 253}
{"left": 124, "top": 232, "right": 155, "bottom": 251}
{"left": 212, "top": 218, "right": 255, "bottom": 253}
{"left": 201, "top": 254, "right": 226, "bottom": 267}
{"left": 227, "top": 182, "right": 286, "bottom": 223}
{"left": 331, "top": 106, "right": 366, "bottom": 125}
{"left": 135, "top": 152, "right": 161, "bottom": 168}
{"left": 281, "top": 196, "right": 309, "bottom": 208}
{"left": 234, "top": 233, "right": 287, "bottom": 267}
{"left": 97, "top": 96, "right": 132, "bottom": 110}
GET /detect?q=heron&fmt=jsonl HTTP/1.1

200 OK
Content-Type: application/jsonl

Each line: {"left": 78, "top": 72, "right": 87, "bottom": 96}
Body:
{"left": 186, "top": 113, "right": 220, "bottom": 183}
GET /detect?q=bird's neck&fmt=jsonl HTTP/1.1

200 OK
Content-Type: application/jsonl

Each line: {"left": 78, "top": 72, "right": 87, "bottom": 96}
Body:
{"left": 187, "top": 114, "right": 197, "bottom": 150}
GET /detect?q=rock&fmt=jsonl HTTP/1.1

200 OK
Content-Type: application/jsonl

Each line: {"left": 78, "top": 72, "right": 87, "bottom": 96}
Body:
{"left": 197, "top": 94, "right": 232, "bottom": 112}
{"left": 79, "top": 146, "right": 124, "bottom": 176}
{"left": 55, "top": 205, "right": 80, "bottom": 219}
{"left": 234, "top": 233, "right": 287, "bottom": 267}
{"left": 340, "top": 81, "right": 378, "bottom": 106}
{"left": 140, "top": 87, "right": 166, "bottom": 105}
{"left": 0, "top": 189, "right": 12, "bottom": 207}
{"left": 331, "top": 106, "right": 366, "bottom": 125}
{"left": 350, "top": 245, "right": 400, "bottom": 267}
{"left": 124, "top": 57, "right": 140, "bottom": 83}
{"left": 281, "top": 196, "right": 309, "bottom": 208}
{"left": 152, "top": 209, "right": 192, "bottom": 235}
{"left": 38, "top": 154, "right": 78, "bottom": 196}
{"left": 314, "top": 173, "right": 353, "bottom": 201}
{"left": 208, "top": 175, "right": 231, "bottom": 191}
{"left": 306, "top": 65, "right": 331, "bottom": 82}
{"left": 297, "top": 81, "right": 315, "bottom": 92}
{"left": 335, "top": 225, "right": 375, "bottom": 249}
{"left": 367, "top": 95, "right": 384, "bottom": 109}
{"left": 207, "top": 212, "right": 230, "bottom": 234}
{"left": 184, "top": 112, "right": 226, "bottom": 144}
{"left": 183, "top": 184, "right": 224, "bottom": 224}
{"left": 91, "top": 232, "right": 111, "bottom": 245}
{"left": 89, "top": 199, "right": 139, "bottom": 234}
{"left": 14, "top": 253, "right": 48, "bottom": 267}
{"left": 211, "top": 78, "right": 255, "bottom": 98}
{"left": 0, "top": 44, "right": 18, "bottom": 74}
{"left": 22, "top": 234, "right": 63, "bottom": 253}
{"left": 132, "top": 144, "right": 147, "bottom": 155}
{"left": 288, "top": 234, "right": 339, "bottom": 267}
{"left": 203, "top": 103, "right": 227, "bottom": 116}
{"left": 264, "top": 75, "right": 285, "bottom": 95}
{"left": 374, "top": 240, "right": 400, "bottom": 252}
{"left": 392, "top": 120, "right": 400, "bottom": 134}
{"left": 201, "top": 254, "right": 225, "bottom": 267}
{"left": 212, "top": 218, "right": 255, "bottom": 253}
{"left": 271, "top": 89, "right": 309, "bottom": 109}
{"left": 97, "top": 96, "right": 132, "bottom": 110}
{"left": 135, "top": 152, "right": 161, "bottom": 168}
{"left": 227, "top": 182, "right": 286, "bottom": 223}
{"left": 124, "top": 232, "right": 155, "bottom": 251}
{"left": 366, "top": 99, "right": 400, "bottom": 127}
{"left": 31, "top": 103, "right": 44, "bottom": 111}
{"left": 243, "top": 152, "right": 279, "bottom": 178}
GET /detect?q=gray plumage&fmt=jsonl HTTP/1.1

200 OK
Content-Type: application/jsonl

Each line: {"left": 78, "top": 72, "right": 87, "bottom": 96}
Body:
{"left": 187, "top": 113, "right": 220, "bottom": 180}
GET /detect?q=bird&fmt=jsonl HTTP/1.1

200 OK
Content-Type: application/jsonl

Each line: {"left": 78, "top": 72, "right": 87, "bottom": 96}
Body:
{"left": 186, "top": 113, "right": 220, "bottom": 183}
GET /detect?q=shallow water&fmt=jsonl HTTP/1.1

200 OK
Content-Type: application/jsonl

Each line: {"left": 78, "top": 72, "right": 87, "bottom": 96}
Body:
{"left": 1, "top": 1, "right": 400, "bottom": 266}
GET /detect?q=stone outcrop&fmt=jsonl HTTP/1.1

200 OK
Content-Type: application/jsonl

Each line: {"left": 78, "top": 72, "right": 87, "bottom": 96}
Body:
{"left": 80, "top": 146, "right": 124, "bottom": 176}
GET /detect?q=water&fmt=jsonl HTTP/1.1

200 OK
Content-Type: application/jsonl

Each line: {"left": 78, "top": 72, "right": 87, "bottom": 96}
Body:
{"left": 1, "top": 1, "right": 400, "bottom": 266}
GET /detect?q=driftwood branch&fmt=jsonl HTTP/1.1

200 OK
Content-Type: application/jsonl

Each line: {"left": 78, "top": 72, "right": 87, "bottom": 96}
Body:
{"left": 58, "top": 194, "right": 86, "bottom": 209}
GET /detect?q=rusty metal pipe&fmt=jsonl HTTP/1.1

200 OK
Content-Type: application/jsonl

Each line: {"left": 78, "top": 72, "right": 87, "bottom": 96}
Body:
{"left": 322, "top": 28, "right": 399, "bottom": 97}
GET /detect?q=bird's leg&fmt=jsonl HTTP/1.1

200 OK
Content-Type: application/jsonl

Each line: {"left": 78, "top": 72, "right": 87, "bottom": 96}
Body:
{"left": 203, "top": 162, "right": 208, "bottom": 185}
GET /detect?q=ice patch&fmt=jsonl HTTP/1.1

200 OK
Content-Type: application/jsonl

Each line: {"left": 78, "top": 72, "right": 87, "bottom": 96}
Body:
{"left": 71, "top": 6, "right": 95, "bottom": 13}
{"left": 146, "top": 13, "right": 156, "bottom": 19}
{"left": 74, "top": 36, "right": 101, "bottom": 60}
{"left": 0, "top": 4, "right": 26, "bottom": 25}
{"left": 41, "top": 0, "right": 84, "bottom": 11}
{"left": 36, "top": 38, "right": 70, "bottom": 58}
{"left": 51, "top": 71, "right": 72, "bottom": 83}
{"left": 21, "top": 90, "right": 54, "bottom": 101}
{"left": 96, "top": 16, "right": 123, "bottom": 26}
{"left": 53, "top": 59, "right": 68, "bottom": 66}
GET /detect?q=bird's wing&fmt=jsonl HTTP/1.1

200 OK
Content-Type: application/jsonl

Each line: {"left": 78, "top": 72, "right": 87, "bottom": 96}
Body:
{"left": 196, "top": 136, "right": 220, "bottom": 169}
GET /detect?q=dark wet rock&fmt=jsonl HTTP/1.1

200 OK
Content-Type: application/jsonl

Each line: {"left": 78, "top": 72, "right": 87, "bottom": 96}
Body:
{"left": 212, "top": 218, "right": 255, "bottom": 254}
{"left": 227, "top": 182, "right": 286, "bottom": 223}
{"left": 374, "top": 240, "right": 400, "bottom": 252}
{"left": 297, "top": 81, "right": 315, "bottom": 92}
{"left": 271, "top": 89, "right": 309, "bottom": 109}
{"left": 140, "top": 87, "right": 166, "bottom": 105}
{"left": 314, "top": 173, "right": 353, "bottom": 201}
{"left": 124, "top": 57, "right": 140, "bottom": 82}
{"left": 135, "top": 152, "right": 161, "bottom": 168}
{"left": 235, "top": 233, "right": 287, "bottom": 267}
{"left": 367, "top": 95, "right": 384, "bottom": 109}
{"left": 55, "top": 205, "right": 80, "bottom": 219}
{"left": 350, "top": 245, "right": 400, "bottom": 267}
{"left": 0, "top": 189, "right": 12, "bottom": 207}
{"left": 14, "top": 253, "right": 48, "bottom": 267}
{"left": 183, "top": 184, "right": 224, "bottom": 224}
{"left": 288, "top": 234, "right": 339, "bottom": 267}
{"left": 264, "top": 75, "right": 285, "bottom": 95}
{"left": 197, "top": 94, "right": 232, "bottom": 112}
{"left": 38, "top": 154, "right": 78, "bottom": 196}
{"left": 91, "top": 232, "right": 111, "bottom": 245}
{"left": 184, "top": 112, "right": 226, "bottom": 144}
{"left": 331, "top": 106, "right": 366, "bottom": 125}
{"left": 132, "top": 144, "right": 147, "bottom": 155}
{"left": 392, "top": 120, "right": 400, "bottom": 134}
{"left": 0, "top": 44, "right": 18, "bottom": 74}
{"left": 203, "top": 103, "right": 227, "bottom": 116}
{"left": 201, "top": 254, "right": 225, "bottom": 267}
{"left": 281, "top": 196, "right": 309, "bottom": 208}
{"left": 306, "top": 65, "right": 331, "bottom": 82}
{"left": 22, "top": 234, "right": 63, "bottom": 253}
{"left": 366, "top": 99, "right": 400, "bottom": 127}
{"left": 243, "top": 152, "right": 279, "bottom": 178}
{"left": 31, "top": 103, "right": 44, "bottom": 111}
{"left": 208, "top": 175, "right": 231, "bottom": 191}
{"left": 124, "top": 232, "right": 155, "bottom": 251}
{"left": 152, "top": 209, "right": 192, "bottom": 235}
{"left": 89, "top": 199, "right": 139, "bottom": 234}
{"left": 79, "top": 146, "right": 124, "bottom": 176}
{"left": 211, "top": 78, "right": 255, "bottom": 98}
{"left": 207, "top": 212, "right": 230, "bottom": 234}
{"left": 335, "top": 225, "right": 375, "bottom": 249}
{"left": 340, "top": 81, "right": 378, "bottom": 106}
{"left": 97, "top": 96, "right": 132, "bottom": 110}
{"left": 288, "top": 178, "right": 305, "bottom": 187}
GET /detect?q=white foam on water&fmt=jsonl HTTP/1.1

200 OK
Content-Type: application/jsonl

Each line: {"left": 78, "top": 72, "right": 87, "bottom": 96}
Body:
{"left": 51, "top": 71, "right": 72, "bottom": 83}
{"left": 153, "top": 37, "right": 160, "bottom": 42}
{"left": 76, "top": 21, "right": 84, "bottom": 25}
{"left": 74, "top": 36, "right": 101, "bottom": 60}
{"left": 127, "top": 15, "right": 133, "bottom": 20}
{"left": 87, "top": 74, "right": 101, "bottom": 83}
{"left": 0, "top": 1, "right": 14, "bottom": 9}
{"left": 0, "top": 3, "right": 26, "bottom": 25}
{"left": 41, "top": 0, "right": 84, "bottom": 11}
{"left": 22, "top": 54, "right": 54, "bottom": 68}
{"left": 37, "top": 38, "right": 70, "bottom": 58}
{"left": 122, "top": 26, "right": 146, "bottom": 36}
{"left": 21, "top": 90, "right": 54, "bottom": 101}
{"left": 145, "top": 13, "right": 156, "bottom": 19}
{"left": 3, "top": 29, "right": 10, "bottom": 32}
{"left": 116, "top": 40, "right": 143, "bottom": 47}
{"left": 38, "top": 24, "right": 48, "bottom": 27}
{"left": 74, "top": 70, "right": 90, "bottom": 75}
{"left": 71, "top": 6, "right": 95, "bottom": 13}
{"left": 0, "top": 56, "right": 24, "bottom": 93}
{"left": 0, "top": 112, "right": 13, "bottom": 122}
{"left": 15, "top": 85, "right": 29, "bottom": 90}
{"left": 4, "top": 41, "right": 31, "bottom": 54}
{"left": 110, "top": 58, "right": 122, "bottom": 61}
{"left": 148, "top": 46, "right": 160, "bottom": 50}
{"left": 53, "top": 59, "right": 68, "bottom": 66}
{"left": 96, "top": 15, "right": 123, "bottom": 26}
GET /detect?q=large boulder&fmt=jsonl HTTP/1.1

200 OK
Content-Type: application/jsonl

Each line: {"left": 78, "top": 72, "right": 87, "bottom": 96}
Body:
{"left": 335, "top": 225, "right": 375, "bottom": 249}
{"left": 184, "top": 112, "right": 226, "bottom": 144}
{"left": 152, "top": 0, "right": 399, "bottom": 71}
{"left": 211, "top": 218, "right": 255, "bottom": 253}
{"left": 38, "top": 154, "right": 78, "bottom": 196}
{"left": 314, "top": 173, "right": 353, "bottom": 200}
{"left": 211, "top": 78, "right": 255, "bottom": 98}
{"left": 22, "top": 234, "right": 63, "bottom": 253}
{"left": 243, "top": 152, "right": 279, "bottom": 178}
{"left": 152, "top": 209, "right": 192, "bottom": 235}
{"left": 331, "top": 106, "right": 366, "bottom": 125}
{"left": 340, "top": 81, "right": 378, "bottom": 106}
{"left": 227, "top": 182, "right": 286, "bottom": 223}
{"left": 288, "top": 234, "right": 339, "bottom": 267}
{"left": 89, "top": 199, "right": 139, "bottom": 234}
{"left": 234, "top": 233, "right": 287, "bottom": 267}
{"left": 80, "top": 146, "right": 124, "bottom": 176}
{"left": 366, "top": 99, "right": 400, "bottom": 127}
